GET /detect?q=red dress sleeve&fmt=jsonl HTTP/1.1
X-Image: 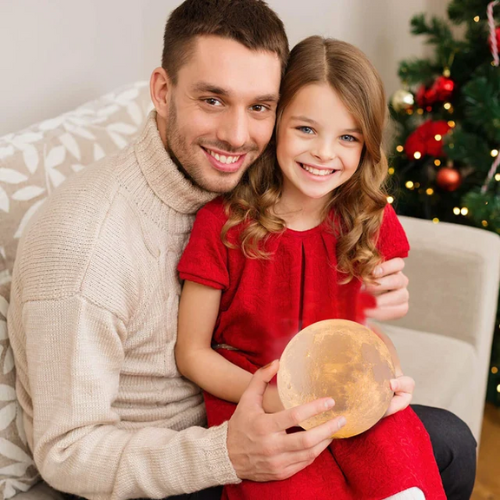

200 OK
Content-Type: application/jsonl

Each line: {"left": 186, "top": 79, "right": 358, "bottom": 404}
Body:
{"left": 177, "top": 200, "right": 229, "bottom": 290}
{"left": 376, "top": 204, "right": 410, "bottom": 260}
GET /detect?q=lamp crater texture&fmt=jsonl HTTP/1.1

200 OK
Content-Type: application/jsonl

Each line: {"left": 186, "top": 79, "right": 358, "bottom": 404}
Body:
{"left": 277, "top": 319, "right": 395, "bottom": 438}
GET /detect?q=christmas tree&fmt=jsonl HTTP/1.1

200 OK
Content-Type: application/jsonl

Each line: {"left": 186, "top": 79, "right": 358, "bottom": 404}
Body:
{"left": 389, "top": 0, "right": 500, "bottom": 405}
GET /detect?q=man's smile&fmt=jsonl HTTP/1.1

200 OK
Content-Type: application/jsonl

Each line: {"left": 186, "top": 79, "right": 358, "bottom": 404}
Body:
{"left": 201, "top": 146, "right": 247, "bottom": 173}
{"left": 204, "top": 147, "right": 244, "bottom": 164}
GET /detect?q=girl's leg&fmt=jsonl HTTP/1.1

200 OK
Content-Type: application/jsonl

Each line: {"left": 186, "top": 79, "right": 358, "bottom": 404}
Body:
{"left": 204, "top": 393, "right": 353, "bottom": 500}
{"left": 221, "top": 445, "right": 350, "bottom": 500}
{"left": 330, "top": 406, "right": 446, "bottom": 500}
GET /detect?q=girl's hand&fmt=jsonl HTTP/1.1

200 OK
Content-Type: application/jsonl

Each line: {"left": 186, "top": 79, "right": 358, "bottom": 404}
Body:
{"left": 384, "top": 375, "right": 415, "bottom": 417}
{"left": 263, "top": 384, "right": 285, "bottom": 413}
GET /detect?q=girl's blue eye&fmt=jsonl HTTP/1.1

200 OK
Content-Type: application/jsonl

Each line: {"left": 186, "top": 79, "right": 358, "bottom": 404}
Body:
{"left": 341, "top": 134, "right": 357, "bottom": 142}
{"left": 297, "top": 126, "right": 314, "bottom": 134}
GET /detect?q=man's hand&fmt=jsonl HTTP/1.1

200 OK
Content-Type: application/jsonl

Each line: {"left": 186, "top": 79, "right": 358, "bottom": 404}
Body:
{"left": 227, "top": 360, "right": 346, "bottom": 482}
{"left": 363, "top": 257, "right": 409, "bottom": 322}
{"left": 263, "top": 384, "right": 285, "bottom": 414}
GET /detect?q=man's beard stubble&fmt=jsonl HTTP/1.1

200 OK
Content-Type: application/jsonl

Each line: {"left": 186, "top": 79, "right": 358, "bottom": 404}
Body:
{"left": 165, "top": 97, "right": 260, "bottom": 194}
{"left": 165, "top": 98, "right": 205, "bottom": 189}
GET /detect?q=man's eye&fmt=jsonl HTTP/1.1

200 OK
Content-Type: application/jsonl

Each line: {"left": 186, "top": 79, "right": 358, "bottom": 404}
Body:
{"left": 251, "top": 104, "right": 268, "bottom": 112}
{"left": 203, "top": 98, "right": 222, "bottom": 106}
{"left": 341, "top": 134, "right": 357, "bottom": 142}
{"left": 297, "top": 126, "right": 314, "bottom": 135}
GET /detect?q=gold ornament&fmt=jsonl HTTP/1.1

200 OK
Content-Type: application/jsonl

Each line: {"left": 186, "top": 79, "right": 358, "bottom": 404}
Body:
{"left": 277, "top": 319, "right": 395, "bottom": 439}
{"left": 391, "top": 89, "right": 414, "bottom": 113}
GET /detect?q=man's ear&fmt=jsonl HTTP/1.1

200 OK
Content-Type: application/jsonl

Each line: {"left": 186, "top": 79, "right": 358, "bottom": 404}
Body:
{"left": 150, "top": 67, "right": 171, "bottom": 120}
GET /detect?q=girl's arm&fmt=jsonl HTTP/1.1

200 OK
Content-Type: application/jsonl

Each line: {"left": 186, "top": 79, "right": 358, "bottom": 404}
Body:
{"left": 175, "top": 280, "right": 282, "bottom": 412}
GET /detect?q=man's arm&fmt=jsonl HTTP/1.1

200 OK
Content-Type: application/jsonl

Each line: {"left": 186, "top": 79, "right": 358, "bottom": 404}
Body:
{"left": 364, "top": 257, "right": 410, "bottom": 321}
{"left": 24, "top": 295, "right": 346, "bottom": 498}
{"left": 23, "top": 295, "right": 238, "bottom": 499}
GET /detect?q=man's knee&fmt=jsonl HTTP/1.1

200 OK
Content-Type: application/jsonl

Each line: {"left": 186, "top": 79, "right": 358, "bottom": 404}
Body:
{"left": 413, "top": 405, "right": 476, "bottom": 462}
{"left": 411, "top": 404, "right": 477, "bottom": 499}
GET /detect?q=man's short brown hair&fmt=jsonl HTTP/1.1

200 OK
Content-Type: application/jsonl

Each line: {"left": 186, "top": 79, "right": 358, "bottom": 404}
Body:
{"left": 162, "top": 0, "right": 289, "bottom": 84}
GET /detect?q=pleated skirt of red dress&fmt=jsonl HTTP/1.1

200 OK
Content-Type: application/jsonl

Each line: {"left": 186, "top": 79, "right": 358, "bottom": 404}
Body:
{"left": 204, "top": 350, "right": 446, "bottom": 500}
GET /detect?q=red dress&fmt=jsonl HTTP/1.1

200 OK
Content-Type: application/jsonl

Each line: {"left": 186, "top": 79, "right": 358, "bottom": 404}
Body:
{"left": 178, "top": 197, "right": 445, "bottom": 500}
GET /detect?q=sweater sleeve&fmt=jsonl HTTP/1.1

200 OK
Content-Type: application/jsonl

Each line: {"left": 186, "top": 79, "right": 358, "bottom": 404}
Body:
{"left": 22, "top": 295, "right": 239, "bottom": 499}
{"left": 178, "top": 204, "right": 229, "bottom": 290}
{"left": 376, "top": 204, "right": 410, "bottom": 261}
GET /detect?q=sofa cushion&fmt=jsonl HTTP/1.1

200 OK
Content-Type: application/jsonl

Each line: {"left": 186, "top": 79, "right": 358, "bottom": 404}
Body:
{"left": 0, "top": 81, "right": 152, "bottom": 284}
{"left": 0, "top": 82, "right": 152, "bottom": 499}
{"left": 383, "top": 323, "right": 477, "bottom": 431}
{"left": 9, "top": 482, "right": 63, "bottom": 500}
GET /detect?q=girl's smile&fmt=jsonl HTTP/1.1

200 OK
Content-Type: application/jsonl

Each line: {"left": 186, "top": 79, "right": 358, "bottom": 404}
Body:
{"left": 298, "top": 162, "right": 340, "bottom": 179}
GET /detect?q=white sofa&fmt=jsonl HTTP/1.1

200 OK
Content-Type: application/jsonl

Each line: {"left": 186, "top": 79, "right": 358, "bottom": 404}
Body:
{"left": 1, "top": 83, "right": 499, "bottom": 499}
{"left": 381, "top": 215, "right": 500, "bottom": 442}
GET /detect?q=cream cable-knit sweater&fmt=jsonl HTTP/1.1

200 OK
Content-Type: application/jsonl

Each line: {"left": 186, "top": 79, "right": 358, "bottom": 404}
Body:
{"left": 8, "top": 111, "right": 240, "bottom": 499}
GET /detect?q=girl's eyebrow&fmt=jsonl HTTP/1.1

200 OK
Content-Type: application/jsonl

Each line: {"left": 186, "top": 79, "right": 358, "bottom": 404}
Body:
{"left": 291, "top": 116, "right": 363, "bottom": 135}
{"left": 290, "top": 115, "right": 318, "bottom": 125}
{"left": 343, "top": 127, "right": 363, "bottom": 134}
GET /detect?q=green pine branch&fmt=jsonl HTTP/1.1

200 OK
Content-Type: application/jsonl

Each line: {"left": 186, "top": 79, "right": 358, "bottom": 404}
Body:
{"left": 398, "top": 59, "right": 437, "bottom": 85}
{"left": 411, "top": 14, "right": 459, "bottom": 67}
{"left": 463, "top": 67, "right": 500, "bottom": 143}
{"left": 444, "top": 128, "right": 492, "bottom": 173}
{"left": 410, "top": 14, "right": 454, "bottom": 43}
{"left": 448, "top": 0, "right": 496, "bottom": 25}
{"left": 463, "top": 188, "right": 500, "bottom": 232}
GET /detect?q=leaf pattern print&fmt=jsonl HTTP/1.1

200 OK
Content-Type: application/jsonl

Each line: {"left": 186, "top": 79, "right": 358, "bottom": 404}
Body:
{"left": 0, "top": 80, "right": 152, "bottom": 496}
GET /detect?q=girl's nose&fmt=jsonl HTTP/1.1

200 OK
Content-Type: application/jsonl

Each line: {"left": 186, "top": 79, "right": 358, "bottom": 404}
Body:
{"left": 312, "top": 142, "right": 335, "bottom": 162}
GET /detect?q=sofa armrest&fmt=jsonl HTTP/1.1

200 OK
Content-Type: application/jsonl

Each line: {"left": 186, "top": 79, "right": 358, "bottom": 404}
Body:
{"left": 384, "top": 216, "right": 500, "bottom": 361}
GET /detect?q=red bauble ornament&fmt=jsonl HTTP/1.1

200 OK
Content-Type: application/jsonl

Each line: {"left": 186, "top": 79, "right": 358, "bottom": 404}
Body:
{"left": 404, "top": 120, "right": 451, "bottom": 159}
{"left": 416, "top": 85, "right": 435, "bottom": 107}
{"left": 488, "top": 26, "right": 500, "bottom": 54}
{"left": 426, "top": 121, "right": 451, "bottom": 157}
{"left": 436, "top": 167, "right": 462, "bottom": 192}
{"left": 432, "top": 76, "right": 455, "bottom": 102}
{"left": 415, "top": 76, "right": 455, "bottom": 107}
{"left": 404, "top": 132, "right": 426, "bottom": 159}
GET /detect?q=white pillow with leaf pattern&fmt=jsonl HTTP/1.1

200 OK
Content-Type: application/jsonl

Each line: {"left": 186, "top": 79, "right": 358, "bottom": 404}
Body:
{"left": 0, "top": 81, "right": 152, "bottom": 498}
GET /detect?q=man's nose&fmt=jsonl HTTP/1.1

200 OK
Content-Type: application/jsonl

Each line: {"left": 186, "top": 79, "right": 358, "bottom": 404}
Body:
{"left": 217, "top": 108, "right": 250, "bottom": 150}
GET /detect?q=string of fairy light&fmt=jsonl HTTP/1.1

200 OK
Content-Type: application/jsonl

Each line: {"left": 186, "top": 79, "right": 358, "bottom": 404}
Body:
{"left": 387, "top": 7, "right": 500, "bottom": 234}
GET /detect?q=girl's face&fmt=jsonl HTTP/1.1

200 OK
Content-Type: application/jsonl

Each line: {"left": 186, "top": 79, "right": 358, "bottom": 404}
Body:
{"left": 276, "top": 83, "right": 365, "bottom": 204}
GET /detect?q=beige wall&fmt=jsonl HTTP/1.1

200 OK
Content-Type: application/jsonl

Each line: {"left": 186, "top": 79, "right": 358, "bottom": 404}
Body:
{"left": 0, "top": 0, "right": 449, "bottom": 136}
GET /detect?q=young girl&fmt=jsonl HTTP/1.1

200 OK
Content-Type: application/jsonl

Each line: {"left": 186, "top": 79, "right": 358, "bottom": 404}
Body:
{"left": 176, "top": 37, "right": 445, "bottom": 500}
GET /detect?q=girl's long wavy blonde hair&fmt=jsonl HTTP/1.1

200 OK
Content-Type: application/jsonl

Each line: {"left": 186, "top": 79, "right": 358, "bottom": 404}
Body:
{"left": 222, "top": 36, "right": 389, "bottom": 284}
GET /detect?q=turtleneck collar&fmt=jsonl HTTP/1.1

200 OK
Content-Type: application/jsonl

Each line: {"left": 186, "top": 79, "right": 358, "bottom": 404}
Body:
{"left": 134, "top": 110, "right": 216, "bottom": 215}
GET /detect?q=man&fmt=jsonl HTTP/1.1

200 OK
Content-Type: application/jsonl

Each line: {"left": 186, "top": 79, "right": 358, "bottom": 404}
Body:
{"left": 8, "top": 1, "right": 476, "bottom": 499}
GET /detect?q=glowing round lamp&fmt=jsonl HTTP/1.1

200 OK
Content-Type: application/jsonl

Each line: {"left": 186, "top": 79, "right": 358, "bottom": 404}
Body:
{"left": 277, "top": 319, "right": 395, "bottom": 438}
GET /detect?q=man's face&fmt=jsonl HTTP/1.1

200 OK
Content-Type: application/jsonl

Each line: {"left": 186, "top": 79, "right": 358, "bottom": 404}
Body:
{"left": 163, "top": 36, "right": 281, "bottom": 193}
